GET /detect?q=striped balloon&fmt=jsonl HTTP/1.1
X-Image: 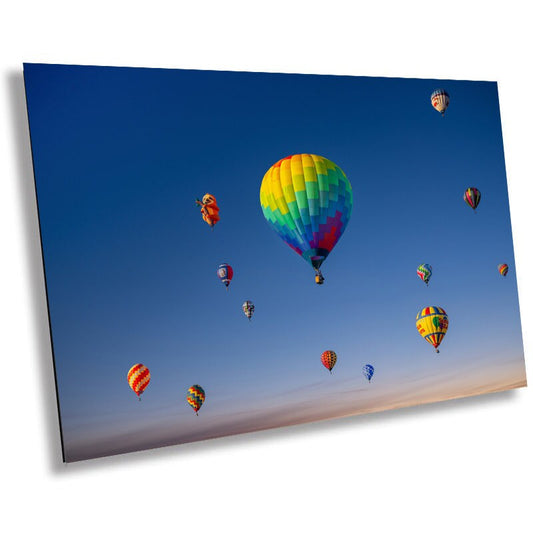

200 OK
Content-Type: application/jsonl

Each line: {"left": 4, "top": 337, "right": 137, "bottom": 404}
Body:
{"left": 260, "top": 154, "right": 353, "bottom": 281}
{"left": 416, "top": 306, "right": 449, "bottom": 353}
{"left": 464, "top": 187, "right": 481, "bottom": 211}
{"left": 431, "top": 89, "right": 450, "bottom": 116}
{"left": 217, "top": 263, "right": 233, "bottom": 289}
{"left": 187, "top": 384, "right": 206, "bottom": 415}
{"left": 362, "top": 364, "right": 374, "bottom": 382}
{"left": 127, "top": 364, "right": 150, "bottom": 400}
{"left": 321, "top": 350, "right": 337, "bottom": 373}
{"left": 498, "top": 264, "right": 509, "bottom": 277}
{"left": 242, "top": 300, "right": 255, "bottom": 320}
{"left": 417, "top": 263, "right": 432, "bottom": 285}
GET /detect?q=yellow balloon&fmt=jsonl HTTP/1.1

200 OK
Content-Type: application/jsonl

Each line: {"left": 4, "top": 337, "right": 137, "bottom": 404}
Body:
{"left": 416, "top": 306, "right": 449, "bottom": 353}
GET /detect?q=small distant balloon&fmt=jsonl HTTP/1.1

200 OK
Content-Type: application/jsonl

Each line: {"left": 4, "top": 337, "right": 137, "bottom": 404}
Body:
{"left": 187, "top": 384, "right": 205, "bottom": 415}
{"left": 431, "top": 89, "right": 450, "bottom": 116}
{"left": 417, "top": 264, "right": 432, "bottom": 286}
{"left": 416, "top": 306, "right": 449, "bottom": 354}
{"left": 464, "top": 187, "right": 481, "bottom": 212}
{"left": 363, "top": 364, "right": 374, "bottom": 383}
{"left": 498, "top": 264, "right": 509, "bottom": 277}
{"left": 127, "top": 364, "right": 150, "bottom": 400}
{"left": 195, "top": 193, "right": 220, "bottom": 228}
{"left": 321, "top": 350, "right": 337, "bottom": 374}
{"left": 217, "top": 263, "right": 233, "bottom": 289}
{"left": 242, "top": 300, "right": 255, "bottom": 321}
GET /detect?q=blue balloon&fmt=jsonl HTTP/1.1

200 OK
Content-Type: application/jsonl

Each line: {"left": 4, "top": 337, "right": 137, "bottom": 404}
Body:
{"left": 363, "top": 364, "right": 374, "bottom": 382}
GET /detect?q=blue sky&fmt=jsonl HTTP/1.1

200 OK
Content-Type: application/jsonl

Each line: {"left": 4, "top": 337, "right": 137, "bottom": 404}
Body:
{"left": 24, "top": 64, "right": 526, "bottom": 461}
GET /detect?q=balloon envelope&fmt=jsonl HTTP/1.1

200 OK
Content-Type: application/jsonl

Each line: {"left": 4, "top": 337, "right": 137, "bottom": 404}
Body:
{"left": 242, "top": 300, "right": 255, "bottom": 320}
{"left": 127, "top": 364, "right": 150, "bottom": 398}
{"left": 416, "top": 306, "right": 449, "bottom": 353}
{"left": 217, "top": 263, "right": 233, "bottom": 287}
{"left": 187, "top": 384, "right": 206, "bottom": 414}
{"left": 498, "top": 264, "right": 509, "bottom": 277}
{"left": 321, "top": 350, "right": 337, "bottom": 372}
{"left": 431, "top": 89, "right": 450, "bottom": 115}
{"left": 260, "top": 154, "right": 353, "bottom": 272}
{"left": 363, "top": 364, "right": 374, "bottom": 382}
{"left": 464, "top": 187, "right": 481, "bottom": 211}
{"left": 417, "top": 264, "right": 432, "bottom": 285}
{"left": 196, "top": 193, "right": 220, "bottom": 227}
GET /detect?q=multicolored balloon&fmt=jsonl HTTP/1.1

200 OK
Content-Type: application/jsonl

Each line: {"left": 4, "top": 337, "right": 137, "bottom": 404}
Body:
{"left": 464, "top": 187, "right": 481, "bottom": 211}
{"left": 498, "top": 264, "right": 509, "bottom": 277}
{"left": 242, "top": 300, "right": 255, "bottom": 321}
{"left": 431, "top": 89, "right": 450, "bottom": 116}
{"left": 127, "top": 364, "right": 150, "bottom": 400}
{"left": 362, "top": 364, "right": 374, "bottom": 382}
{"left": 187, "top": 384, "right": 206, "bottom": 415}
{"left": 260, "top": 154, "right": 353, "bottom": 284}
{"left": 217, "top": 263, "right": 233, "bottom": 289}
{"left": 416, "top": 306, "right": 449, "bottom": 354}
{"left": 321, "top": 350, "right": 337, "bottom": 373}
{"left": 195, "top": 193, "right": 220, "bottom": 228}
{"left": 417, "top": 264, "right": 432, "bottom": 286}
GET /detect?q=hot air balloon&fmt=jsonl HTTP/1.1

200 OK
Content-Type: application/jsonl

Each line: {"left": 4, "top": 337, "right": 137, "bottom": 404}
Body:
{"left": 321, "top": 350, "right": 337, "bottom": 374}
{"left": 363, "top": 364, "right": 374, "bottom": 382}
{"left": 431, "top": 89, "right": 450, "bottom": 116}
{"left": 242, "top": 300, "right": 255, "bottom": 321}
{"left": 217, "top": 263, "right": 233, "bottom": 289}
{"left": 416, "top": 306, "right": 449, "bottom": 354}
{"left": 127, "top": 364, "right": 150, "bottom": 400}
{"left": 260, "top": 154, "right": 353, "bottom": 284}
{"left": 417, "top": 264, "right": 432, "bottom": 286}
{"left": 464, "top": 187, "right": 481, "bottom": 212}
{"left": 187, "top": 384, "right": 205, "bottom": 415}
{"left": 498, "top": 264, "right": 509, "bottom": 277}
{"left": 195, "top": 193, "right": 220, "bottom": 228}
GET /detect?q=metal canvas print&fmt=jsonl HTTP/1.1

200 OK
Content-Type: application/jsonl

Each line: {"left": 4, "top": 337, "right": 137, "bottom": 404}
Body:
{"left": 23, "top": 63, "right": 527, "bottom": 462}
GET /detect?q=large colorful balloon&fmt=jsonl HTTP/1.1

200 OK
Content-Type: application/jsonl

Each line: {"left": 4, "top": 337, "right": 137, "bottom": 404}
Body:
{"left": 242, "top": 300, "right": 255, "bottom": 321}
{"left": 217, "top": 263, "right": 233, "bottom": 289}
{"left": 187, "top": 384, "right": 206, "bottom": 415}
{"left": 431, "top": 89, "right": 450, "bottom": 116}
{"left": 498, "top": 264, "right": 509, "bottom": 277}
{"left": 260, "top": 154, "right": 353, "bottom": 284}
{"left": 464, "top": 187, "right": 481, "bottom": 211}
{"left": 416, "top": 306, "right": 449, "bottom": 354}
{"left": 362, "top": 364, "right": 374, "bottom": 382}
{"left": 417, "top": 264, "right": 432, "bottom": 286}
{"left": 321, "top": 350, "right": 337, "bottom": 373}
{"left": 195, "top": 193, "right": 220, "bottom": 228}
{"left": 127, "top": 364, "right": 150, "bottom": 400}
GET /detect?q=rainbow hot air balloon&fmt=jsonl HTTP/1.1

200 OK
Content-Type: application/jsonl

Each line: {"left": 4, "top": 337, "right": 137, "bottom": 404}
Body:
{"left": 416, "top": 306, "right": 449, "bottom": 354}
{"left": 498, "top": 264, "right": 509, "bottom": 277}
{"left": 321, "top": 350, "right": 337, "bottom": 374}
{"left": 242, "top": 300, "right": 255, "bottom": 321}
{"left": 260, "top": 154, "right": 353, "bottom": 284}
{"left": 362, "top": 364, "right": 374, "bottom": 383}
{"left": 464, "top": 187, "right": 481, "bottom": 212}
{"left": 217, "top": 263, "right": 233, "bottom": 289}
{"left": 127, "top": 364, "right": 150, "bottom": 400}
{"left": 417, "top": 264, "right": 432, "bottom": 286}
{"left": 187, "top": 384, "right": 206, "bottom": 415}
{"left": 431, "top": 89, "right": 450, "bottom": 116}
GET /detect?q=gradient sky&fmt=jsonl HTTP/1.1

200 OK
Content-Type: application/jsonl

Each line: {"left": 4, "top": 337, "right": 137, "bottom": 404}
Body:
{"left": 24, "top": 64, "right": 526, "bottom": 462}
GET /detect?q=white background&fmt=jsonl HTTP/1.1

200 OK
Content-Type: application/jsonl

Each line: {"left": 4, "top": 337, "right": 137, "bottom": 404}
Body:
{"left": 1, "top": 2, "right": 531, "bottom": 531}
